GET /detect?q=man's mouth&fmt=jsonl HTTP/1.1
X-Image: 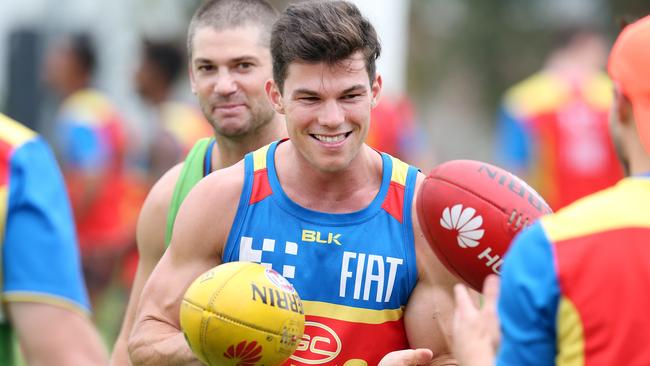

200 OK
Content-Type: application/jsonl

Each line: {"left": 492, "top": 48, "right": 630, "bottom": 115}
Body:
{"left": 214, "top": 103, "right": 246, "bottom": 112}
{"left": 311, "top": 132, "right": 352, "bottom": 143}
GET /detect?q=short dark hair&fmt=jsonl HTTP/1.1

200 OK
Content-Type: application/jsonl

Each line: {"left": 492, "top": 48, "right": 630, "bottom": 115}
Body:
{"left": 187, "top": 0, "right": 278, "bottom": 57}
{"left": 142, "top": 39, "right": 184, "bottom": 85}
{"left": 271, "top": 0, "right": 381, "bottom": 93}
{"left": 70, "top": 33, "right": 96, "bottom": 75}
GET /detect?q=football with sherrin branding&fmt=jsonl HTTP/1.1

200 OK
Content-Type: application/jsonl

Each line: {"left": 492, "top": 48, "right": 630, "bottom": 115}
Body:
{"left": 180, "top": 261, "right": 305, "bottom": 366}
{"left": 417, "top": 160, "right": 552, "bottom": 292}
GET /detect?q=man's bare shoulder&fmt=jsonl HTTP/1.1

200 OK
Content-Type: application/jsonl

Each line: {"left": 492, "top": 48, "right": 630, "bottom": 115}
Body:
{"left": 184, "top": 159, "right": 246, "bottom": 208}
{"left": 136, "top": 163, "right": 184, "bottom": 258}
{"left": 169, "top": 160, "right": 246, "bottom": 257}
{"left": 145, "top": 163, "right": 185, "bottom": 210}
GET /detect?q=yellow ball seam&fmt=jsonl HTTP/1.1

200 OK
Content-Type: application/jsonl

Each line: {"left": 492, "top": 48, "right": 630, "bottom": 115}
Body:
{"left": 183, "top": 297, "right": 284, "bottom": 337}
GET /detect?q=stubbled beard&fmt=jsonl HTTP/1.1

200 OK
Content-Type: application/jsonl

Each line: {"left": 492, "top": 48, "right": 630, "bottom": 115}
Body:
{"left": 203, "top": 101, "right": 275, "bottom": 139}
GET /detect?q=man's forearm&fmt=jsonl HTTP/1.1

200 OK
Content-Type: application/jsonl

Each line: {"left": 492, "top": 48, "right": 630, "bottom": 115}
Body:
{"left": 128, "top": 320, "right": 202, "bottom": 366}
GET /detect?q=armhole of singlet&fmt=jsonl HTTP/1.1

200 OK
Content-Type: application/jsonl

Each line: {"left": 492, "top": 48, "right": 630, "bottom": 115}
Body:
{"left": 203, "top": 139, "right": 216, "bottom": 176}
{"left": 402, "top": 165, "right": 419, "bottom": 292}
{"left": 164, "top": 138, "right": 213, "bottom": 247}
{"left": 222, "top": 152, "right": 255, "bottom": 262}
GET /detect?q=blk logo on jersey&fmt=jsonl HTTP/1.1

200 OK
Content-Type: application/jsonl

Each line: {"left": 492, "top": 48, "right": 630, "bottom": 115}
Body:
{"left": 302, "top": 229, "right": 342, "bottom": 245}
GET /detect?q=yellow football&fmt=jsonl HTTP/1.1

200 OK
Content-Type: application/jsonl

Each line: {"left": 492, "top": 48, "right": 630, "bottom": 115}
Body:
{"left": 180, "top": 261, "right": 305, "bottom": 366}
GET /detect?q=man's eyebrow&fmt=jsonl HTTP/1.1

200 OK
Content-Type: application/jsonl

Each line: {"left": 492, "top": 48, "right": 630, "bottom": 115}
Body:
{"left": 230, "top": 56, "right": 259, "bottom": 63}
{"left": 193, "top": 55, "right": 259, "bottom": 65}
{"left": 291, "top": 84, "right": 368, "bottom": 98}
{"left": 193, "top": 58, "right": 212, "bottom": 65}
{"left": 341, "top": 84, "right": 368, "bottom": 94}
{"left": 292, "top": 88, "right": 320, "bottom": 98}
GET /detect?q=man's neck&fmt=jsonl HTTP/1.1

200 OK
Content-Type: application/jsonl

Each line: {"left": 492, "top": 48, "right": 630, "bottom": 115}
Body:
{"left": 628, "top": 156, "right": 650, "bottom": 177}
{"left": 211, "top": 115, "right": 287, "bottom": 171}
{"left": 275, "top": 143, "right": 384, "bottom": 213}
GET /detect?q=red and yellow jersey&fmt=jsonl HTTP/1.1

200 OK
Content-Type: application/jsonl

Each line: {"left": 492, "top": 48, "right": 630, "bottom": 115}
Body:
{"left": 223, "top": 141, "right": 419, "bottom": 365}
{"left": 56, "top": 89, "right": 132, "bottom": 250}
{"left": 497, "top": 176, "right": 650, "bottom": 365}
{"left": 495, "top": 71, "right": 623, "bottom": 211}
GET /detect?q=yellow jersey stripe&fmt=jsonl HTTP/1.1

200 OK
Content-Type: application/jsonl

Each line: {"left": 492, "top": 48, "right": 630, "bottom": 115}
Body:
{"left": 505, "top": 73, "right": 569, "bottom": 116}
{"left": 2, "top": 291, "right": 90, "bottom": 318}
{"left": 583, "top": 74, "right": 613, "bottom": 109}
{"left": 556, "top": 296, "right": 585, "bottom": 366}
{"left": 542, "top": 179, "right": 650, "bottom": 242}
{"left": 61, "top": 89, "right": 113, "bottom": 125}
{"left": 253, "top": 144, "right": 271, "bottom": 171}
{"left": 0, "top": 114, "right": 36, "bottom": 147}
{"left": 0, "top": 187, "right": 6, "bottom": 302}
{"left": 390, "top": 157, "right": 409, "bottom": 186}
{"left": 303, "top": 300, "right": 403, "bottom": 324}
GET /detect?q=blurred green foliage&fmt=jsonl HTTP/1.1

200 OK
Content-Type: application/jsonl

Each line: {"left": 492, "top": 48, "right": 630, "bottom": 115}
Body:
{"left": 408, "top": 0, "right": 650, "bottom": 117}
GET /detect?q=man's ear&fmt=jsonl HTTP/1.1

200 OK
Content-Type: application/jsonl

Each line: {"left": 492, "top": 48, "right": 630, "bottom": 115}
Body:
{"left": 371, "top": 73, "right": 382, "bottom": 108}
{"left": 614, "top": 88, "right": 633, "bottom": 125}
{"left": 266, "top": 79, "right": 285, "bottom": 114}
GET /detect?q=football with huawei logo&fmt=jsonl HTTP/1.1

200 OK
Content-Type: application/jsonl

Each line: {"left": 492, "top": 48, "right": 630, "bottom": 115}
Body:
{"left": 417, "top": 160, "right": 552, "bottom": 292}
{"left": 180, "top": 261, "right": 305, "bottom": 366}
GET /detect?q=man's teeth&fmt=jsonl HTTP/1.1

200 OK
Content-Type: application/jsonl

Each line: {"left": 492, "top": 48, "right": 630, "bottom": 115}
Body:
{"left": 314, "top": 134, "right": 346, "bottom": 143}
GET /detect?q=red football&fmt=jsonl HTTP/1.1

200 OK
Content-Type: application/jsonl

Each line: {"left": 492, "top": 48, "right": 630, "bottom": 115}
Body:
{"left": 417, "top": 160, "right": 552, "bottom": 292}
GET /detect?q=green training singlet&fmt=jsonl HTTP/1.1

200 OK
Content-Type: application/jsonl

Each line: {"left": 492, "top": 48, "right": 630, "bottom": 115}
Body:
{"left": 164, "top": 138, "right": 215, "bottom": 247}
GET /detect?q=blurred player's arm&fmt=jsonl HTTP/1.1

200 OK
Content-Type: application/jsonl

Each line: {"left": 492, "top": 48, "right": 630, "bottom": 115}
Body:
{"left": 128, "top": 163, "right": 244, "bottom": 366}
{"left": 4, "top": 136, "right": 107, "bottom": 365}
{"left": 110, "top": 164, "right": 183, "bottom": 366}
{"left": 496, "top": 222, "right": 559, "bottom": 365}
{"left": 493, "top": 106, "right": 531, "bottom": 180}
{"left": 8, "top": 302, "right": 107, "bottom": 365}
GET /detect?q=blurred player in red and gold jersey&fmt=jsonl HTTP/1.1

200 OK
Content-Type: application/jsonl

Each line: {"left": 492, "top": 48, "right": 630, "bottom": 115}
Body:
{"left": 43, "top": 33, "right": 142, "bottom": 306}
{"left": 495, "top": 26, "right": 623, "bottom": 211}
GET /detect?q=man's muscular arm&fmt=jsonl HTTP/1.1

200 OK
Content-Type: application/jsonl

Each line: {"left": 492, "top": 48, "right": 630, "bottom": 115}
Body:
{"left": 128, "top": 164, "right": 244, "bottom": 365}
{"left": 383, "top": 173, "right": 469, "bottom": 366}
{"left": 110, "top": 164, "right": 182, "bottom": 366}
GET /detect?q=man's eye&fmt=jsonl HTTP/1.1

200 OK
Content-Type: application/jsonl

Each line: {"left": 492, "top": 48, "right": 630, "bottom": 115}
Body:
{"left": 342, "top": 94, "right": 361, "bottom": 100}
{"left": 197, "top": 65, "right": 214, "bottom": 72}
{"left": 237, "top": 62, "right": 254, "bottom": 70}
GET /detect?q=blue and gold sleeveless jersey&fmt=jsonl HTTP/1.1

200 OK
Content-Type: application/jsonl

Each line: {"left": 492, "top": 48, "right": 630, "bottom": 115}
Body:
{"left": 1, "top": 114, "right": 90, "bottom": 364}
{"left": 223, "top": 141, "right": 419, "bottom": 365}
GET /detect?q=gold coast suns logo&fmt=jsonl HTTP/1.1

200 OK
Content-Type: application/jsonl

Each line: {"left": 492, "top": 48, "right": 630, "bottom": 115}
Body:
{"left": 290, "top": 321, "right": 341, "bottom": 364}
